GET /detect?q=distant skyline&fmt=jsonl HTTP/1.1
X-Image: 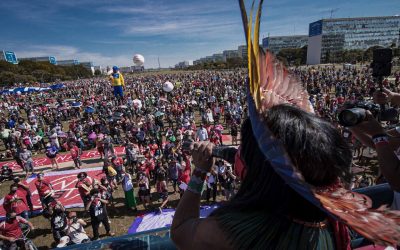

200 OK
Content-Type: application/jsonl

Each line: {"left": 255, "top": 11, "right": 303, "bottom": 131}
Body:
{"left": 0, "top": 0, "right": 398, "bottom": 68}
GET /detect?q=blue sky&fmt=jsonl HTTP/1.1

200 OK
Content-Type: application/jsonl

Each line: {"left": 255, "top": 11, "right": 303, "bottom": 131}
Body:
{"left": 0, "top": 0, "right": 398, "bottom": 68}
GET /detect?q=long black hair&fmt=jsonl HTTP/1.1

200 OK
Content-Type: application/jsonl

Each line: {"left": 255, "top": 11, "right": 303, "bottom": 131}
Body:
{"left": 212, "top": 104, "right": 352, "bottom": 221}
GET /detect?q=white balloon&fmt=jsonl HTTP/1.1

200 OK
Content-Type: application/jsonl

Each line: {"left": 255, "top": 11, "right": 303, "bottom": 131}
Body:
{"left": 133, "top": 54, "right": 145, "bottom": 66}
{"left": 163, "top": 81, "right": 174, "bottom": 92}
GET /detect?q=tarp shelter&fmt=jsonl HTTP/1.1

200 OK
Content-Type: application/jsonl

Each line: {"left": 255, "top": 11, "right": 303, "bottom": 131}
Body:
{"left": 0, "top": 83, "right": 65, "bottom": 95}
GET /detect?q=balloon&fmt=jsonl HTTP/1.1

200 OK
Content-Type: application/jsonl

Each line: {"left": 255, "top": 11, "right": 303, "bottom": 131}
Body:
{"left": 163, "top": 81, "right": 174, "bottom": 92}
{"left": 133, "top": 54, "right": 145, "bottom": 66}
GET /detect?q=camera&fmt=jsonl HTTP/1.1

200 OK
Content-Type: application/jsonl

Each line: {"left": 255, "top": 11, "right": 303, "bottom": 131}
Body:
{"left": 338, "top": 101, "right": 398, "bottom": 127}
{"left": 338, "top": 48, "right": 398, "bottom": 127}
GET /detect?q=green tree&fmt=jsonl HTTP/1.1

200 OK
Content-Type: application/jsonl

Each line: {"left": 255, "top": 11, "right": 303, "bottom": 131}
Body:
{"left": 0, "top": 71, "right": 17, "bottom": 85}
{"left": 94, "top": 69, "right": 102, "bottom": 76}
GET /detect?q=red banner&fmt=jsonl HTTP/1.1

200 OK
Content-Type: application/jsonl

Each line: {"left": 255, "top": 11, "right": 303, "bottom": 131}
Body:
{"left": 0, "top": 147, "right": 126, "bottom": 170}
{"left": 0, "top": 136, "right": 232, "bottom": 171}
{"left": 0, "top": 167, "right": 104, "bottom": 217}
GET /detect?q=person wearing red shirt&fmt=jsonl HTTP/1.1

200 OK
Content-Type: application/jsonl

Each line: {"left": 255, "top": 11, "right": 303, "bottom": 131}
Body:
{"left": 178, "top": 160, "right": 191, "bottom": 198}
{"left": 0, "top": 212, "right": 34, "bottom": 250}
{"left": 34, "top": 172, "right": 55, "bottom": 209}
{"left": 13, "top": 177, "right": 33, "bottom": 212}
{"left": 337, "top": 95, "right": 345, "bottom": 105}
{"left": 69, "top": 142, "right": 82, "bottom": 169}
{"left": 75, "top": 172, "right": 93, "bottom": 207}
{"left": 3, "top": 184, "right": 29, "bottom": 219}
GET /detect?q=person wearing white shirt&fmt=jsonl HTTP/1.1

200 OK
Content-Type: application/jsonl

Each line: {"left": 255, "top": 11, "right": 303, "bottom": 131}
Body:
{"left": 196, "top": 125, "right": 208, "bottom": 141}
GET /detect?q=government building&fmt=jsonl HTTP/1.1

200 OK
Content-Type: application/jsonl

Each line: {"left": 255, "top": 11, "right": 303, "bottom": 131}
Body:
{"left": 307, "top": 16, "right": 400, "bottom": 64}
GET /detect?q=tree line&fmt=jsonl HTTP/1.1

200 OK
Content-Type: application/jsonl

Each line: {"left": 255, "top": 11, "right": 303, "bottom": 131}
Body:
{"left": 188, "top": 45, "right": 399, "bottom": 70}
{"left": 0, "top": 60, "right": 93, "bottom": 85}
{"left": 187, "top": 57, "right": 247, "bottom": 70}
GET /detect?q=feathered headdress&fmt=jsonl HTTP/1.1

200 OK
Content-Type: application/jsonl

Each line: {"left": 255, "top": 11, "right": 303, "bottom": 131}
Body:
{"left": 239, "top": 0, "right": 400, "bottom": 246}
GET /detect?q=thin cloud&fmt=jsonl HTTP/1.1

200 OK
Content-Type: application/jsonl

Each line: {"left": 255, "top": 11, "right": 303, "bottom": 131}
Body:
{"left": 15, "top": 45, "right": 132, "bottom": 68}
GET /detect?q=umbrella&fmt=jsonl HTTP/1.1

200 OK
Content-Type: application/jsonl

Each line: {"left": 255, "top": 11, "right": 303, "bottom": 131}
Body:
{"left": 84, "top": 106, "right": 95, "bottom": 113}
{"left": 71, "top": 102, "right": 82, "bottom": 108}
{"left": 154, "top": 111, "right": 165, "bottom": 117}
{"left": 88, "top": 132, "right": 97, "bottom": 140}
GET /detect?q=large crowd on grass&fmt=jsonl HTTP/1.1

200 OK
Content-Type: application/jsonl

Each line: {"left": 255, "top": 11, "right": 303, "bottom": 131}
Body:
{"left": 0, "top": 66, "right": 399, "bottom": 248}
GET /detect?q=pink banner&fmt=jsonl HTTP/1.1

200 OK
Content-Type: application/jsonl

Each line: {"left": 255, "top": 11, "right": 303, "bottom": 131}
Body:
{"left": 0, "top": 147, "right": 126, "bottom": 170}
{"left": 0, "top": 167, "right": 104, "bottom": 217}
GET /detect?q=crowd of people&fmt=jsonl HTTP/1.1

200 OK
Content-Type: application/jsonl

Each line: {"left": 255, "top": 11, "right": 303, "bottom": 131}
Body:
{"left": 0, "top": 65, "right": 399, "bottom": 248}
{"left": 0, "top": 69, "right": 247, "bottom": 248}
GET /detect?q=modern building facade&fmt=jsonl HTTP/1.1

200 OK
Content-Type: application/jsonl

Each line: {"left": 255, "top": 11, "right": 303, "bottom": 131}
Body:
{"left": 307, "top": 16, "right": 400, "bottom": 64}
{"left": 79, "top": 62, "right": 94, "bottom": 75}
{"left": 222, "top": 50, "right": 239, "bottom": 60}
{"left": 57, "top": 60, "right": 80, "bottom": 66}
{"left": 0, "top": 51, "right": 18, "bottom": 64}
{"left": 237, "top": 45, "right": 247, "bottom": 59}
{"left": 193, "top": 45, "right": 247, "bottom": 65}
{"left": 212, "top": 53, "right": 224, "bottom": 62}
{"left": 175, "top": 61, "right": 192, "bottom": 69}
{"left": 262, "top": 35, "right": 308, "bottom": 54}
{"left": 19, "top": 56, "right": 57, "bottom": 65}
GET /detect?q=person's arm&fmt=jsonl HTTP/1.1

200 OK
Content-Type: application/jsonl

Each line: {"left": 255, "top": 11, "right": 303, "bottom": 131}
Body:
{"left": 350, "top": 112, "right": 400, "bottom": 191}
{"left": 374, "top": 88, "right": 400, "bottom": 106}
{"left": 227, "top": 169, "right": 236, "bottom": 180}
{"left": 78, "top": 219, "right": 87, "bottom": 226}
{"left": 99, "top": 198, "right": 109, "bottom": 205}
{"left": 0, "top": 234, "right": 14, "bottom": 242}
{"left": 18, "top": 217, "right": 34, "bottom": 230}
{"left": 85, "top": 198, "right": 93, "bottom": 211}
{"left": 171, "top": 142, "right": 223, "bottom": 249}
{"left": 19, "top": 183, "right": 29, "bottom": 191}
{"left": 81, "top": 183, "right": 91, "bottom": 192}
